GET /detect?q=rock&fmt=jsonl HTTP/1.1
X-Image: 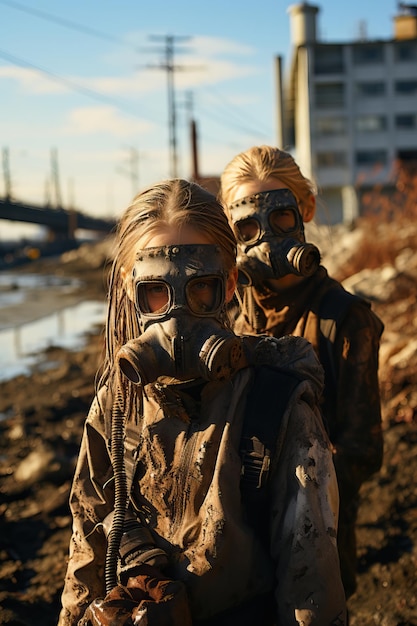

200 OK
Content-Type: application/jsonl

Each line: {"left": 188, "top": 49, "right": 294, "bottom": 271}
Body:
{"left": 14, "top": 445, "right": 71, "bottom": 486}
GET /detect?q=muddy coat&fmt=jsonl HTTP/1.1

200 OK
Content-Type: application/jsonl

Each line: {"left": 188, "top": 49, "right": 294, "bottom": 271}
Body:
{"left": 58, "top": 336, "right": 346, "bottom": 626}
{"left": 233, "top": 267, "right": 384, "bottom": 597}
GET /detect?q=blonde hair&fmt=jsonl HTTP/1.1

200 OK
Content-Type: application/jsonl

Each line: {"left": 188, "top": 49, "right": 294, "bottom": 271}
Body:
{"left": 219, "top": 145, "right": 317, "bottom": 214}
{"left": 99, "top": 178, "right": 237, "bottom": 386}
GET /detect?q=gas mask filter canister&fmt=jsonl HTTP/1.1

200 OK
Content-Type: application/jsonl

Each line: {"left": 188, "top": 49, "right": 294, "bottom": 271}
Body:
{"left": 117, "top": 244, "right": 245, "bottom": 385}
{"left": 229, "top": 188, "right": 321, "bottom": 286}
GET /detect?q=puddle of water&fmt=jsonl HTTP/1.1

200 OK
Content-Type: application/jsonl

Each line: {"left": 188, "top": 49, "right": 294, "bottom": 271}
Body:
{"left": 0, "top": 289, "right": 26, "bottom": 307}
{"left": 0, "top": 272, "right": 83, "bottom": 314}
{"left": 0, "top": 271, "right": 82, "bottom": 291}
{"left": 0, "top": 299, "right": 106, "bottom": 382}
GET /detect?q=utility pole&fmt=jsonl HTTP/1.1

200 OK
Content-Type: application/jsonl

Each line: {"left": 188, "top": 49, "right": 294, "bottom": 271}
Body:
{"left": 147, "top": 35, "right": 192, "bottom": 178}
{"left": 2, "top": 147, "right": 12, "bottom": 199}
{"left": 44, "top": 177, "right": 51, "bottom": 206}
{"left": 128, "top": 147, "right": 140, "bottom": 197}
{"left": 50, "top": 147, "right": 62, "bottom": 208}
{"left": 117, "top": 146, "right": 140, "bottom": 198}
{"left": 67, "top": 177, "right": 77, "bottom": 239}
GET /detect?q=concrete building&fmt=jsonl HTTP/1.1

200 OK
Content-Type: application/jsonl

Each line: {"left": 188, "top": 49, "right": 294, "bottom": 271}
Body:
{"left": 276, "top": 2, "right": 417, "bottom": 223}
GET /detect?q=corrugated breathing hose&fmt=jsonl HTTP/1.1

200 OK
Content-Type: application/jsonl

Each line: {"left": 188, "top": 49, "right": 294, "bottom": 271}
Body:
{"left": 104, "top": 376, "right": 127, "bottom": 593}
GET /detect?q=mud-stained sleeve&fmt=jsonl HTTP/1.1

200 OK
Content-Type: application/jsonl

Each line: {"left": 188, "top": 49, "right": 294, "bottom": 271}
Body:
{"left": 332, "top": 302, "right": 384, "bottom": 499}
{"left": 270, "top": 380, "right": 347, "bottom": 626}
{"left": 57, "top": 391, "right": 115, "bottom": 626}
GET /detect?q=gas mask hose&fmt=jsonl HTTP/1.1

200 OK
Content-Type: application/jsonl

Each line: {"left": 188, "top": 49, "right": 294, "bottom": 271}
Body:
{"left": 104, "top": 373, "right": 128, "bottom": 594}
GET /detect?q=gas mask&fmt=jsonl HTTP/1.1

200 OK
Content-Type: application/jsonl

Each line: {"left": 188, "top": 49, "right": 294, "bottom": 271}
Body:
{"left": 117, "top": 244, "right": 245, "bottom": 385}
{"left": 229, "top": 188, "right": 320, "bottom": 287}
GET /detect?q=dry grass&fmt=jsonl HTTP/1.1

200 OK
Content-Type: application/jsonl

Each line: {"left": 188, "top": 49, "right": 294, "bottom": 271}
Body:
{"left": 335, "top": 163, "right": 417, "bottom": 280}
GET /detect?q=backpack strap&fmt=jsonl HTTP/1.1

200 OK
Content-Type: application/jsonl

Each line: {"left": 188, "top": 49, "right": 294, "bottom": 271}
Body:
{"left": 318, "top": 286, "right": 368, "bottom": 388}
{"left": 124, "top": 422, "right": 141, "bottom": 495}
{"left": 240, "top": 365, "right": 300, "bottom": 540}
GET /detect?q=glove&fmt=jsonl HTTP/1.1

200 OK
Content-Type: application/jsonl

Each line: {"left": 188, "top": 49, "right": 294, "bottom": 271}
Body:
{"left": 78, "top": 585, "right": 136, "bottom": 626}
{"left": 78, "top": 564, "right": 192, "bottom": 626}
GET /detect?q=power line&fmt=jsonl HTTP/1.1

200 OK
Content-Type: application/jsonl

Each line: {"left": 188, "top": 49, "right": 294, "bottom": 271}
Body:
{"left": 1, "top": 0, "right": 275, "bottom": 170}
{"left": 0, "top": 0, "right": 127, "bottom": 46}
{"left": 198, "top": 100, "right": 271, "bottom": 139}
{"left": 198, "top": 85, "right": 272, "bottom": 138}
{"left": 0, "top": 47, "right": 152, "bottom": 122}
{"left": 1, "top": 0, "right": 272, "bottom": 146}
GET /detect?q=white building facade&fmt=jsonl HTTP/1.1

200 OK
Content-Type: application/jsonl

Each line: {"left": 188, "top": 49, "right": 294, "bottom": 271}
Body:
{"left": 277, "top": 2, "right": 417, "bottom": 223}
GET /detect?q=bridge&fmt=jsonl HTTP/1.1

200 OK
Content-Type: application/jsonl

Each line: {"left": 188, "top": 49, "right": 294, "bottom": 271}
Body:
{"left": 0, "top": 197, "right": 116, "bottom": 238}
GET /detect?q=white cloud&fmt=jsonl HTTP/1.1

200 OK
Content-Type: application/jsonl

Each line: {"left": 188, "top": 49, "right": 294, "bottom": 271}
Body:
{"left": 74, "top": 33, "right": 259, "bottom": 96}
{"left": 63, "top": 105, "right": 154, "bottom": 136}
{"left": 81, "top": 72, "right": 163, "bottom": 96}
{"left": 0, "top": 32, "right": 261, "bottom": 100}
{"left": 0, "top": 65, "right": 68, "bottom": 94}
{"left": 190, "top": 35, "right": 255, "bottom": 57}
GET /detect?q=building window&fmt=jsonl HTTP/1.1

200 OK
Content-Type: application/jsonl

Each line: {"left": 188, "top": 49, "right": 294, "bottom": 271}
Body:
{"left": 315, "top": 116, "right": 347, "bottom": 134}
{"left": 355, "top": 150, "right": 387, "bottom": 166}
{"left": 395, "top": 113, "right": 417, "bottom": 129}
{"left": 314, "top": 45, "right": 344, "bottom": 74}
{"left": 394, "top": 41, "right": 417, "bottom": 62}
{"left": 316, "top": 152, "right": 347, "bottom": 167}
{"left": 352, "top": 44, "right": 385, "bottom": 64}
{"left": 355, "top": 81, "right": 386, "bottom": 97}
{"left": 315, "top": 83, "right": 345, "bottom": 108}
{"left": 395, "top": 79, "right": 417, "bottom": 95}
{"left": 355, "top": 115, "right": 387, "bottom": 132}
{"left": 397, "top": 149, "right": 417, "bottom": 162}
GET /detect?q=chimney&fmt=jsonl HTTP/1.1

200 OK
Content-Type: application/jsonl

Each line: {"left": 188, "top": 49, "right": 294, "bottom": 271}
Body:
{"left": 394, "top": 3, "right": 417, "bottom": 39}
{"left": 287, "top": 2, "right": 319, "bottom": 47}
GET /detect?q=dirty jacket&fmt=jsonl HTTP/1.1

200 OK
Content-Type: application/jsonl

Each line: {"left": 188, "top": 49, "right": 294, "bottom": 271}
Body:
{"left": 233, "top": 267, "right": 384, "bottom": 597}
{"left": 234, "top": 267, "right": 384, "bottom": 498}
{"left": 58, "top": 335, "right": 346, "bottom": 626}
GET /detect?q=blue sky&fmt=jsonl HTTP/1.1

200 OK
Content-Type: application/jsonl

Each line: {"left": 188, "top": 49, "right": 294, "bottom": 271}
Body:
{"left": 0, "top": 0, "right": 398, "bottom": 238}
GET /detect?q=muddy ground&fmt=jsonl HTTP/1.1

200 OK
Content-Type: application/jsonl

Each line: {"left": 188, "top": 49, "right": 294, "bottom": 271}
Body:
{"left": 1, "top": 229, "right": 417, "bottom": 626}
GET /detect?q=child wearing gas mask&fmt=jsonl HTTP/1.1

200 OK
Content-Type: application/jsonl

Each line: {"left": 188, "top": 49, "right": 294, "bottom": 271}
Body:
{"left": 219, "top": 145, "right": 384, "bottom": 601}
{"left": 58, "top": 178, "right": 346, "bottom": 626}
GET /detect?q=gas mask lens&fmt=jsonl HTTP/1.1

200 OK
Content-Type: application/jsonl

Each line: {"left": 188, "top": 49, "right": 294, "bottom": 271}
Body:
{"left": 236, "top": 218, "right": 259, "bottom": 243}
{"left": 136, "top": 281, "right": 170, "bottom": 315}
{"left": 136, "top": 275, "right": 224, "bottom": 317}
{"left": 269, "top": 208, "right": 297, "bottom": 234}
{"left": 186, "top": 276, "right": 223, "bottom": 315}
{"left": 236, "top": 208, "right": 298, "bottom": 244}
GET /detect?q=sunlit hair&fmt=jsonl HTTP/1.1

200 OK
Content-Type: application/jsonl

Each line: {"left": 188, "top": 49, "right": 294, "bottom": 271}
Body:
{"left": 97, "top": 178, "right": 237, "bottom": 389}
{"left": 219, "top": 145, "right": 318, "bottom": 217}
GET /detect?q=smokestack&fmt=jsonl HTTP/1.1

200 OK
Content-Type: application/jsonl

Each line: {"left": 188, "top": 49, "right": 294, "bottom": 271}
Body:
{"left": 288, "top": 2, "right": 319, "bottom": 46}
{"left": 190, "top": 118, "right": 199, "bottom": 180}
